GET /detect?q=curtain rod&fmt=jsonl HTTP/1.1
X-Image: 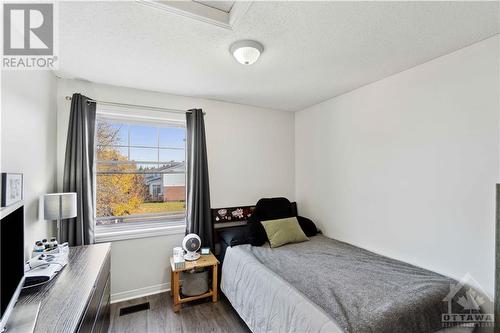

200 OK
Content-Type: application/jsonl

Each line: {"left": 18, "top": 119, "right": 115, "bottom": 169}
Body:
{"left": 64, "top": 96, "right": 204, "bottom": 115}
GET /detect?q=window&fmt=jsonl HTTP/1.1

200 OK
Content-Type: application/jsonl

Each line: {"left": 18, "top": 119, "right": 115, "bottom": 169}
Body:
{"left": 95, "top": 116, "right": 186, "bottom": 231}
{"left": 152, "top": 184, "right": 162, "bottom": 197}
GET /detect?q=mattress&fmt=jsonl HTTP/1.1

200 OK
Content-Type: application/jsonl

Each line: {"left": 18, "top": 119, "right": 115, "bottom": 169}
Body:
{"left": 221, "top": 236, "right": 476, "bottom": 333}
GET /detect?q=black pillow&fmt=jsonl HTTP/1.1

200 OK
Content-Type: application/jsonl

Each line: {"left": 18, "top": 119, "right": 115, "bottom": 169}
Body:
{"left": 218, "top": 226, "right": 250, "bottom": 247}
{"left": 296, "top": 216, "right": 318, "bottom": 237}
{"left": 253, "top": 197, "right": 295, "bottom": 221}
{"left": 246, "top": 215, "right": 267, "bottom": 246}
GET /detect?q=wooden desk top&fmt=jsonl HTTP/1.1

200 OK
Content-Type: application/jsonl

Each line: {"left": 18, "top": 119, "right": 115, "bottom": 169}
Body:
{"left": 18, "top": 243, "right": 111, "bottom": 333}
{"left": 170, "top": 253, "right": 219, "bottom": 272}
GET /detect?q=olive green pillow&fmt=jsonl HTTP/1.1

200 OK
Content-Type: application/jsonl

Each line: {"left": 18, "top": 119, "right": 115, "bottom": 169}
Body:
{"left": 260, "top": 217, "right": 309, "bottom": 248}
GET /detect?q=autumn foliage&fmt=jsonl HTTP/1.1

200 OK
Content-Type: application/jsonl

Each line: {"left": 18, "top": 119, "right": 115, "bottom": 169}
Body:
{"left": 96, "top": 121, "right": 147, "bottom": 217}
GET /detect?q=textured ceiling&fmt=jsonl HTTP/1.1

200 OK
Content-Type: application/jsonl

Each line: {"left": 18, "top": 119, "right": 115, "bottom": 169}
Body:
{"left": 56, "top": 1, "right": 499, "bottom": 111}
{"left": 194, "top": 1, "right": 234, "bottom": 13}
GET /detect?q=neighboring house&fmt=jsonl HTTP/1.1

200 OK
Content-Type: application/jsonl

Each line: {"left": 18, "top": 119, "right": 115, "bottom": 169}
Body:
{"left": 144, "top": 162, "right": 186, "bottom": 202}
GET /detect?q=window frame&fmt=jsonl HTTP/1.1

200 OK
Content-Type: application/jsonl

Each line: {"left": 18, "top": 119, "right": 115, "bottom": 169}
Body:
{"left": 93, "top": 110, "right": 187, "bottom": 243}
{"left": 152, "top": 184, "right": 162, "bottom": 197}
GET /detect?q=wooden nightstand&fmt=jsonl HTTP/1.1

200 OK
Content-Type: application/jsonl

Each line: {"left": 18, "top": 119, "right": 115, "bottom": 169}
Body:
{"left": 169, "top": 253, "right": 219, "bottom": 312}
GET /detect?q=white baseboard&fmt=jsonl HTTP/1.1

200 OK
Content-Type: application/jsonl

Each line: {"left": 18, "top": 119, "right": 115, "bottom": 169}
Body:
{"left": 111, "top": 283, "right": 170, "bottom": 304}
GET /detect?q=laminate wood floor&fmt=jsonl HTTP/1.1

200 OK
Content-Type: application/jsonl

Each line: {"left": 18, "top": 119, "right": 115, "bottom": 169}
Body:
{"left": 109, "top": 292, "right": 251, "bottom": 333}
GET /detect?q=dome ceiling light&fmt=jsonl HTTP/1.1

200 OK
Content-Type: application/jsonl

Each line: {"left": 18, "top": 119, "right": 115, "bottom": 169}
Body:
{"left": 229, "top": 40, "right": 264, "bottom": 65}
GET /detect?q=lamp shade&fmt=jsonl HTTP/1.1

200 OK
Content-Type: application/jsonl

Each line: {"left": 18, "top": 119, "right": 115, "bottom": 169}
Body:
{"left": 44, "top": 193, "right": 77, "bottom": 220}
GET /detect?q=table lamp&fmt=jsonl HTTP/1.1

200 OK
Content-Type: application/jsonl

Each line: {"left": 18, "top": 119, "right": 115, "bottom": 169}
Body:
{"left": 43, "top": 193, "right": 77, "bottom": 242}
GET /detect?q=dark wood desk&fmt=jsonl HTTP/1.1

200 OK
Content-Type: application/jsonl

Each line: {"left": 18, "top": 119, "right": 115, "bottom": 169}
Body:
{"left": 18, "top": 243, "right": 111, "bottom": 333}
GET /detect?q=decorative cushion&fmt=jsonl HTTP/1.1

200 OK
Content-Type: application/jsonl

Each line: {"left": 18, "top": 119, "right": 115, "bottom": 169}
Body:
{"left": 297, "top": 216, "right": 319, "bottom": 237}
{"left": 260, "top": 217, "right": 309, "bottom": 248}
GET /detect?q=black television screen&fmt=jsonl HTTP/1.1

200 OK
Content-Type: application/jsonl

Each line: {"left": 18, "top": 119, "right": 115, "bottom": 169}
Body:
{"left": 0, "top": 205, "right": 24, "bottom": 328}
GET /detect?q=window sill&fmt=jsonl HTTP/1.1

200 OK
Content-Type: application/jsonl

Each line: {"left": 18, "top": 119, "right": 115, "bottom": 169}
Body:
{"left": 95, "top": 221, "right": 185, "bottom": 243}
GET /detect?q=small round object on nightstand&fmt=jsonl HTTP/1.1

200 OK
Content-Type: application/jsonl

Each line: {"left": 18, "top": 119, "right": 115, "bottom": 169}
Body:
{"left": 182, "top": 233, "right": 201, "bottom": 261}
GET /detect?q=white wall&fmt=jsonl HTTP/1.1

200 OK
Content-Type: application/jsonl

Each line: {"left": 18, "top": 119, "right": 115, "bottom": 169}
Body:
{"left": 106, "top": 234, "right": 185, "bottom": 302}
{"left": 1, "top": 71, "right": 58, "bottom": 258}
{"left": 56, "top": 78, "right": 295, "bottom": 300}
{"left": 295, "top": 35, "right": 499, "bottom": 296}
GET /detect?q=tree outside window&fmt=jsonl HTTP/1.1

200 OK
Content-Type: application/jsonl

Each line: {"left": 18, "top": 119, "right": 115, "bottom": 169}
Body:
{"left": 95, "top": 117, "right": 186, "bottom": 225}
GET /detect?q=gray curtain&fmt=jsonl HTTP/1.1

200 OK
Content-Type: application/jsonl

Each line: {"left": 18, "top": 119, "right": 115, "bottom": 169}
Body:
{"left": 186, "top": 109, "right": 213, "bottom": 249}
{"left": 496, "top": 184, "right": 500, "bottom": 331}
{"left": 62, "top": 93, "right": 96, "bottom": 246}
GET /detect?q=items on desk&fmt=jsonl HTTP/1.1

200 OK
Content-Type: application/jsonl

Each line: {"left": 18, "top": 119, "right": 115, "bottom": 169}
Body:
{"left": 49, "top": 238, "right": 58, "bottom": 249}
{"left": 173, "top": 247, "right": 186, "bottom": 270}
{"left": 24, "top": 243, "right": 69, "bottom": 288}
{"left": 32, "top": 238, "right": 61, "bottom": 257}
{"left": 182, "top": 233, "right": 201, "bottom": 261}
{"left": 34, "top": 241, "right": 45, "bottom": 253}
{"left": 173, "top": 247, "right": 183, "bottom": 257}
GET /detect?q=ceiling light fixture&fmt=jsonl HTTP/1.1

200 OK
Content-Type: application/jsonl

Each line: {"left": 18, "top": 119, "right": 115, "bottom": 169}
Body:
{"left": 229, "top": 40, "right": 264, "bottom": 65}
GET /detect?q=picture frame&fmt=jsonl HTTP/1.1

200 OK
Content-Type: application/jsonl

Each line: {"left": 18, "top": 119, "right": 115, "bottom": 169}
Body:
{"left": 1, "top": 173, "right": 23, "bottom": 207}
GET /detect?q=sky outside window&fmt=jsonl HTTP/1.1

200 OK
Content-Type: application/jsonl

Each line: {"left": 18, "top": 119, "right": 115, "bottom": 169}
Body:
{"left": 99, "top": 120, "right": 186, "bottom": 163}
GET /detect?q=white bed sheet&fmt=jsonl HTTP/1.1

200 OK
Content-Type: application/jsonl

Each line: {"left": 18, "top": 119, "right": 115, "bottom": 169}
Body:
{"left": 221, "top": 245, "right": 474, "bottom": 333}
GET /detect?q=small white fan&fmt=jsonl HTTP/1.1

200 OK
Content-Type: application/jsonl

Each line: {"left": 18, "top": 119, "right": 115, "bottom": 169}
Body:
{"left": 182, "top": 233, "right": 201, "bottom": 261}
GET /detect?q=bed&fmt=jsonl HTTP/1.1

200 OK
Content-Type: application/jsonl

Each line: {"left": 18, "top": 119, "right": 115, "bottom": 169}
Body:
{"left": 220, "top": 234, "right": 476, "bottom": 333}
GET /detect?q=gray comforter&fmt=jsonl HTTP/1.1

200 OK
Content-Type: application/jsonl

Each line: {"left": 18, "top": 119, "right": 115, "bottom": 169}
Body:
{"left": 248, "top": 235, "right": 454, "bottom": 333}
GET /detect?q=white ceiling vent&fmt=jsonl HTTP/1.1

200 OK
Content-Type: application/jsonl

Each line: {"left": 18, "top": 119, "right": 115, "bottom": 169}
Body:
{"left": 137, "top": 1, "right": 252, "bottom": 30}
